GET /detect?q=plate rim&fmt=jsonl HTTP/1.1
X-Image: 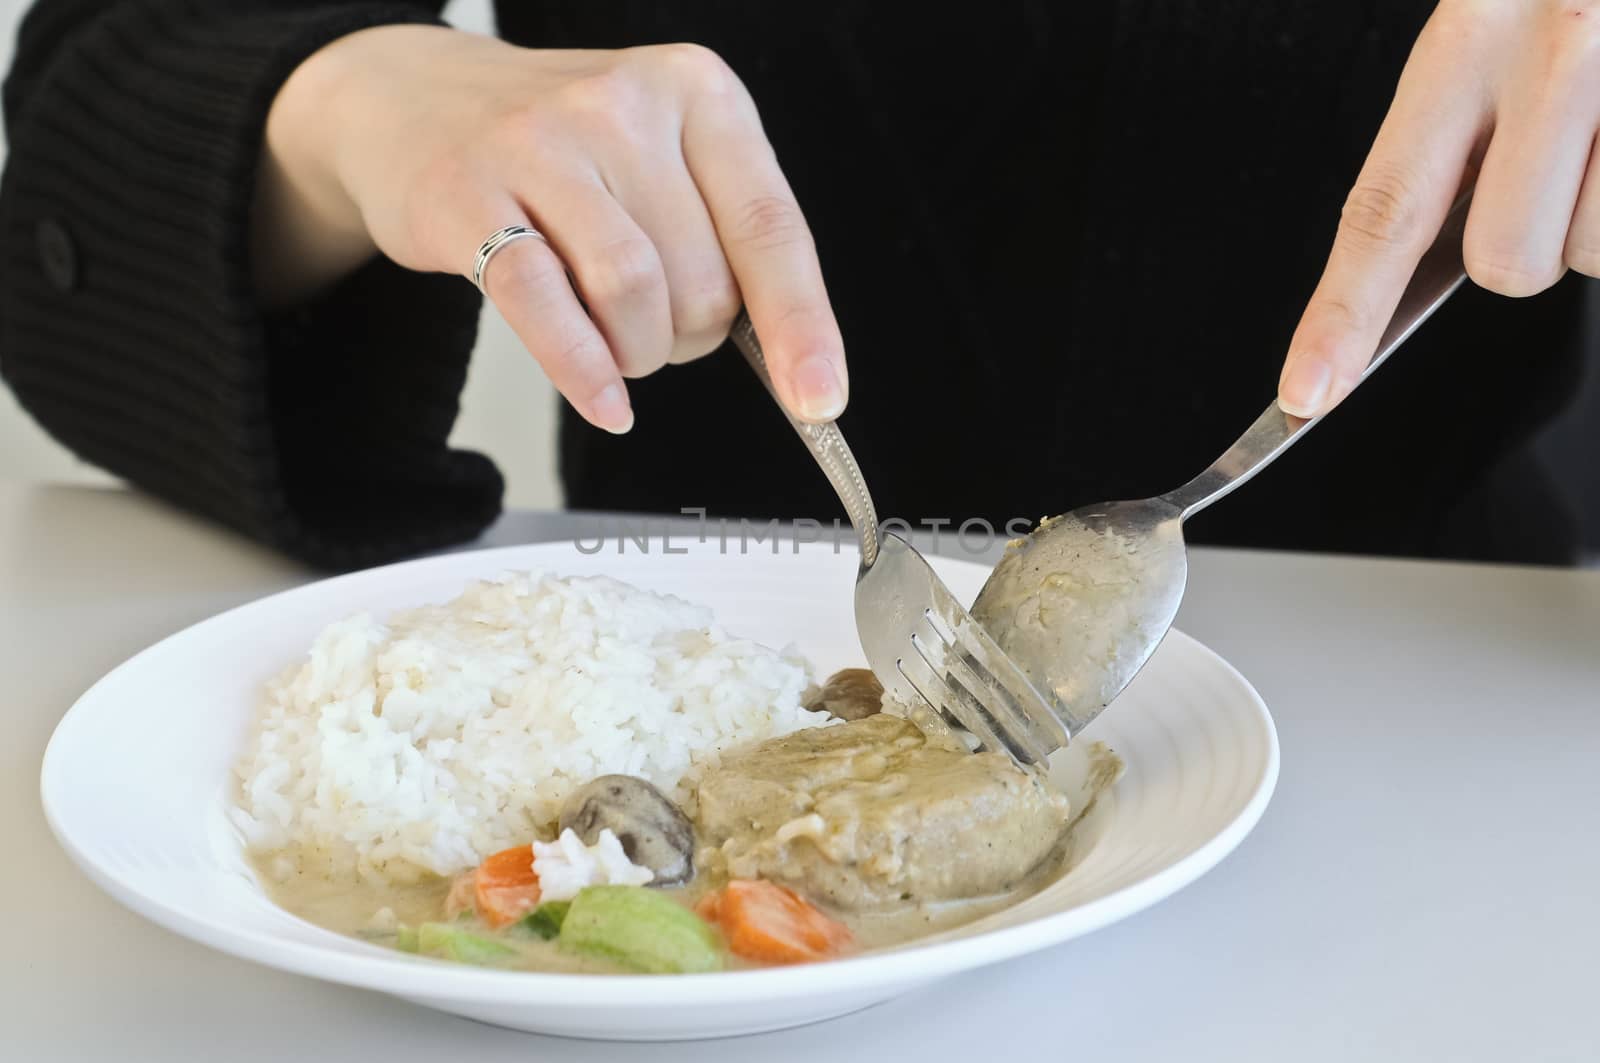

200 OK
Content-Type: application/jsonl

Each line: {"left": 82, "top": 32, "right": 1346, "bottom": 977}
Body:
{"left": 40, "top": 539, "right": 1280, "bottom": 1007}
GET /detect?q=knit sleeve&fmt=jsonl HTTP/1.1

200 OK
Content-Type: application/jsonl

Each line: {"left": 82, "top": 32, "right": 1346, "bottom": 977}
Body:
{"left": 0, "top": 0, "right": 505, "bottom": 569}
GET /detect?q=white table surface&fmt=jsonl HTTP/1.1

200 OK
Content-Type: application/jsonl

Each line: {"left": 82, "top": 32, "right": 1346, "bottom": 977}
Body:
{"left": 4, "top": 480, "right": 1598, "bottom": 1062}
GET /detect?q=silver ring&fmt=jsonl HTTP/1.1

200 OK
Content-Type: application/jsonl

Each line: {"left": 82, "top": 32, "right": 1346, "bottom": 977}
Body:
{"left": 472, "top": 225, "right": 549, "bottom": 294}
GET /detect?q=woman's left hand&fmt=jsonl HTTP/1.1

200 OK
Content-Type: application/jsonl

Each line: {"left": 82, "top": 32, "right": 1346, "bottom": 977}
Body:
{"left": 1279, "top": 0, "right": 1600, "bottom": 417}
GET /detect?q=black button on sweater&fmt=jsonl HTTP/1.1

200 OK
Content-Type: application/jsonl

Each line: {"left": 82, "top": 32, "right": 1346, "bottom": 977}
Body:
{"left": 35, "top": 218, "right": 77, "bottom": 292}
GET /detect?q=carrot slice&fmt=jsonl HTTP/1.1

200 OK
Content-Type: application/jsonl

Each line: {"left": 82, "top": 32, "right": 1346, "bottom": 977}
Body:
{"left": 695, "top": 879, "right": 853, "bottom": 965}
{"left": 473, "top": 844, "right": 541, "bottom": 928}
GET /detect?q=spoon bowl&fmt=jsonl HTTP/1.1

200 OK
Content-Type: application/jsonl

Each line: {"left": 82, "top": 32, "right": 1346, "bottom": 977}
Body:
{"left": 974, "top": 197, "right": 1472, "bottom": 742}
{"left": 972, "top": 499, "right": 1187, "bottom": 736}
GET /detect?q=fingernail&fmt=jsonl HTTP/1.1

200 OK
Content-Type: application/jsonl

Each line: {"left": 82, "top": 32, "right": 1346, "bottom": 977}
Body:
{"left": 590, "top": 383, "right": 634, "bottom": 434}
{"left": 1279, "top": 358, "right": 1332, "bottom": 418}
{"left": 790, "top": 356, "right": 847, "bottom": 421}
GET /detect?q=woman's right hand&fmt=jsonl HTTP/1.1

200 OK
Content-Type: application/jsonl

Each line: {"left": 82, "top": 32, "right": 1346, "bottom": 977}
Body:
{"left": 253, "top": 24, "right": 847, "bottom": 433}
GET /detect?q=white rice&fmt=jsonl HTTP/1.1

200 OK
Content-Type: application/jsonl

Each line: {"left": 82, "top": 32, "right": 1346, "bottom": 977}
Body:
{"left": 231, "top": 572, "right": 830, "bottom": 883}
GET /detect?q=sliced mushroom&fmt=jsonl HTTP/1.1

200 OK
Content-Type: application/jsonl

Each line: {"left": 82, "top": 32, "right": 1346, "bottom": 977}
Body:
{"left": 804, "top": 667, "right": 885, "bottom": 721}
{"left": 557, "top": 775, "right": 696, "bottom": 886}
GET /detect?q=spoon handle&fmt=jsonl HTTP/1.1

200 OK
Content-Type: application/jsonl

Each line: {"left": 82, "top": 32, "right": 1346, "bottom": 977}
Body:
{"left": 730, "top": 310, "right": 883, "bottom": 567}
{"left": 1161, "top": 196, "right": 1471, "bottom": 519}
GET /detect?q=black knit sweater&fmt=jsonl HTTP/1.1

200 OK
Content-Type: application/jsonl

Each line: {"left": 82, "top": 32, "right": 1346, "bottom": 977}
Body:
{"left": 1, "top": 1, "right": 1588, "bottom": 568}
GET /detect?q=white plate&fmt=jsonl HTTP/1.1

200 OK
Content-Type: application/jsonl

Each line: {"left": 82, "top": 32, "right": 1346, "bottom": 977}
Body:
{"left": 41, "top": 540, "right": 1277, "bottom": 1041}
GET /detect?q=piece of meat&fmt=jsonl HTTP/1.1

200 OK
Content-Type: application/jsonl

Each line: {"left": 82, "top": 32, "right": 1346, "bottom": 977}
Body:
{"left": 694, "top": 715, "right": 1069, "bottom": 910}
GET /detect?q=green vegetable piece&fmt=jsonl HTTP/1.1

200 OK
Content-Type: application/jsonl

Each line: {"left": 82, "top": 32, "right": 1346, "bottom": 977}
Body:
{"left": 558, "top": 886, "right": 723, "bottom": 974}
{"left": 416, "top": 921, "right": 517, "bottom": 965}
{"left": 523, "top": 901, "right": 572, "bottom": 941}
{"left": 395, "top": 925, "right": 420, "bottom": 953}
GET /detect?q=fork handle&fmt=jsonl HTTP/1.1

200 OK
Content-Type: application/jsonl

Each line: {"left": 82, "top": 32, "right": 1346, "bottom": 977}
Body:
{"left": 1162, "top": 195, "right": 1471, "bottom": 519}
{"left": 731, "top": 310, "right": 882, "bottom": 567}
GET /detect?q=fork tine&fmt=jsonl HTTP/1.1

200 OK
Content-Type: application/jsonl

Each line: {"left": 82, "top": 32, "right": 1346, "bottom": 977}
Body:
{"left": 941, "top": 658, "right": 1043, "bottom": 764}
{"left": 940, "top": 645, "right": 1053, "bottom": 765}
{"left": 923, "top": 581, "right": 1070, "bottom": 753}
{"left": 855, "top": 532, "right": 1071, "bottom": 765}
{"left": 948, "top": 642, "right": 1066, "bottom": 762}
{"left": 916, "top": 610, "right": 1030, "bottom": 748}
{"left": 900, "top": 635, "right": 1010, "bottom": 755}
{"left": 891, "top": 647, "right": 950, "bottom": 723}
{"left": 918, "top": 610, "right": 1056, "bottom": 764}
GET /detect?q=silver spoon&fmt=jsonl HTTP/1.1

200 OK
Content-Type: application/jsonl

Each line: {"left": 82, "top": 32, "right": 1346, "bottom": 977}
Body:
{"left": 971, "top": 197, "right": 1471, "bottom": 740}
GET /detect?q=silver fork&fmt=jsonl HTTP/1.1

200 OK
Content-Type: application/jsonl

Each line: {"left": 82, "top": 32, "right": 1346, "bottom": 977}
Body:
{"left": 731, "top": 313, "right": 1067, "bottom": 763}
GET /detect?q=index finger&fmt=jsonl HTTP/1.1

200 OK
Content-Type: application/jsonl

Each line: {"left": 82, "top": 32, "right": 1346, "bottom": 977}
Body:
{"left": 682, "top": 95, "right": 848, "bottom": 422}
{"left": 1279, "top": 17, "right": 1487, "bottom": 418}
